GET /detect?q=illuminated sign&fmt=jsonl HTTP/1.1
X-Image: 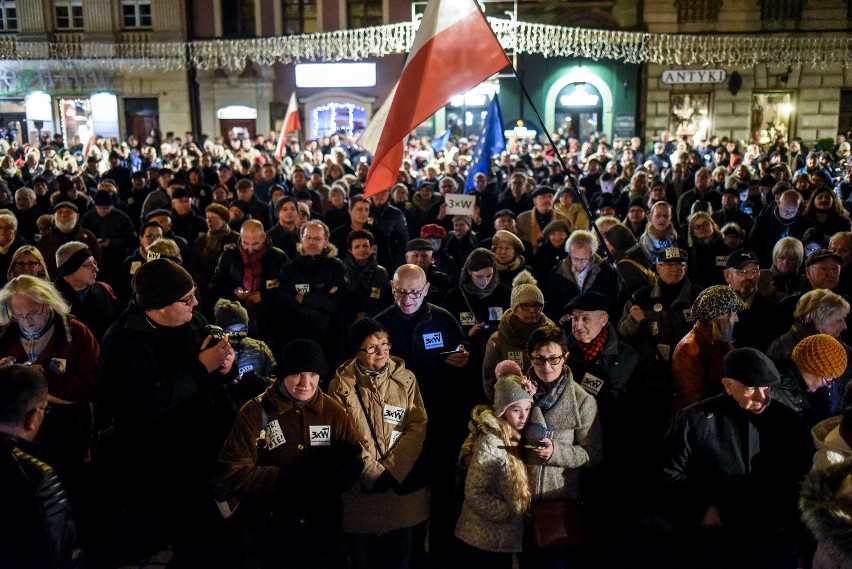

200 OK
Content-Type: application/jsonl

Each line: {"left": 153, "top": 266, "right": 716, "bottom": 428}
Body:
{"left": 295, "top": 63, "right": 377, "bottom": 88}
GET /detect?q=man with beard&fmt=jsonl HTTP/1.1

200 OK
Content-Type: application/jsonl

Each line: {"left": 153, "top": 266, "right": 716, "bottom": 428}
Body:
{"left": 341, "top": 229, "right": 391, "bottom": 325}
{"left": 749, "top": 189, "right": 814, "bottom": 266}
{"left": 662, "top": 348, "right": 814, "bottom": 569}
{"left": 37, "top": 202, "right": 103, "bottom": 279}
{"left": 212, "top": 220, "right": 288, "bottom": 348}
{"left": 723, "top": 249, "right": 782, "bottom": 352}
{"left": 672, "top": 284, "right": 747, "bottom": 412}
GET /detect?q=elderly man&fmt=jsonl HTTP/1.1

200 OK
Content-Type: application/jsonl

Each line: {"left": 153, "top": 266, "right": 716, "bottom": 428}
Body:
{"left": 278, "top": 220, "right": 346, "bottom": 362}
{"left": 0, "top": 365, "right": 82, "bottom": 568}
{"left": 830, "top": 231, "right": 852, "bottom": 295}
{"left": 404, "top": 238, "right": 452, "bottom": 305}
{"left": 516, "top": 185, "right": 570, "bottom": 254}
{"left": 662, "top": 347, "right": 814, "bottom": 569}
{"left": 672, "top": 284, "right": 747, "bottom": 412}
{"left": 749, "top": 189, "right": 814, "bottom": 265}
{"left": 723, "top": 249, "right": 782, "bottom": 352}
{"left": 53, "top": 241, "right": 117, "bottom": 342}
{"left": 212, "top": 219, "right": 288, "bottom": 348}
{"left": 37, "top": 202, "right": 103, "bottom": 279}
{"left": 374, "top": 263, "right": 470, "bottom": 562}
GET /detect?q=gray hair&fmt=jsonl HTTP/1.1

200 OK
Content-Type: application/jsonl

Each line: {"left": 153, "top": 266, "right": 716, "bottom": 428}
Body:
{"left": 794, "top": 289, "right": 850, "bottom": 329}
{"left": 0, "top": 276, "right": 70, "bottom": 326}
{"left": 566, "top": 229, "right": 598, "bottom": 254}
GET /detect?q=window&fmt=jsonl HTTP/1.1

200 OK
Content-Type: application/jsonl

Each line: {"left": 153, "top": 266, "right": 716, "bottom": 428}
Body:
{"left": 283, "top": 0, "right": 316, "bottom": 35}
{"left": 221, "top": 0, "right": 255, "bottom": 38}
{"left": 759, "top": 0, "right": 805, "bottom": 21}
{"left": 122, "top": 0, "right": 152, "bottom": 28}
{"left": 751, "top": 92, "right": 795, "bottom": 144}
{"left": 347, "top": 0, "right": 382, "bottom": 29}
{"left": 674, "top": 0, "right": 722, "bottom": 23}
{"left": 54, "top": 0, "right": 83, "bottom": 30}
{"left": 0, "top": 1, "right": 17, "bottom": 32}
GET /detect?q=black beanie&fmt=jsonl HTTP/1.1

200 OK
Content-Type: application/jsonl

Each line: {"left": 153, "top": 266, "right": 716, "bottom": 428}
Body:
{"left": 605, "top": 224, "right": 637, "bottom": 250}
{"left": 133, "top": 258, "right": 194, "bottom": 310}
{"left": 274, "top": 339, "right": 328, "bottom": 379}
{"left": 348, "top": 317, "right": 387, "bottom": 355}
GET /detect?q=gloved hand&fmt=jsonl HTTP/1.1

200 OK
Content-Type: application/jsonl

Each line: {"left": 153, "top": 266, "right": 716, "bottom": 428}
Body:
{"left": 371, "top": 470, "right": 395, "bottom": 494}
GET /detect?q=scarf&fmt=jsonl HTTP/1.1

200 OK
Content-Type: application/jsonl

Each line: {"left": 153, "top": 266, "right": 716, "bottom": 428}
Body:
{"left": 203, "top": 227, "right": 233, "bottom": 258}
{"left": 356, "top": 359, "right": 390, "bottom": 378}
{"left": 496, "top": 256, "right": 523, "bottom": 273}
{"left": 531, "top": 368, "right": 572, "bottom": 412}
{"left": 576, "top": 326, "right": 609, "bottom": 362}
{"left": 462, "top": 275, "right": 499, "bottom": 300}
{"left": 239, "top": 243, "right": 267, "bottom": 293}
{"left": 497, "top": 309, "right": 554, "bottom": 349}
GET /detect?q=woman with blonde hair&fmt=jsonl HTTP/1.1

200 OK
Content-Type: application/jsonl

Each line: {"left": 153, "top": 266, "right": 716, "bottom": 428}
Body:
{"left": 6, "top": 246, "right": 49, "bottom": 282}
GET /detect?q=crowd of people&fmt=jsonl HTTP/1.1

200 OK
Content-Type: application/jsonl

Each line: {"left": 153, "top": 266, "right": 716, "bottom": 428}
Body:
{"left": 4, "top": 126, "right": 852, "bottom": 568}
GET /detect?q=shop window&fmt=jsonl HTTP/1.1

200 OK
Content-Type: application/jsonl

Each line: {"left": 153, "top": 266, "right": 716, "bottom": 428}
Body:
{"left": 751, "top": 92, "right": 795, "bottom": 144}
{"left": 675, "top": 0, "right": 722, "bottom": 22}
{"left": 283, "top": 0, "right": 317, "bottom": 35}
{"left": 310, "top": 102, "right": 366, "bottom": 139}
{"left": 669, "top": 93, "right": 711, "bottom": 141}
{"left": 759, "top": 0, "right": 805, "bottom": 21}
{"left": 122, "top": 0, "right": 152, "bottom": 29}
{"left": 554, "top": 83, "right": 603, "bottom": 141}
{"left": 347, "top": 0, "right": 382, "bottom": 29}
{"left": 54, "top": 0, "right": 83, "bottom": 30}
{"left": 0, "top": 1, "right": 17, "bottom": 32}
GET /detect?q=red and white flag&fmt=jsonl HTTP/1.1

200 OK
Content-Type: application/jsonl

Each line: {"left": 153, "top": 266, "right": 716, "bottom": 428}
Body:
{"left": 362, "top": 0, "right": 509, "bottom": 198}
{"left": 275, "top": 92, "right": 301, "bottom": 161}
{"left": 82, "top": 135, "right": 98, "bottom": 160}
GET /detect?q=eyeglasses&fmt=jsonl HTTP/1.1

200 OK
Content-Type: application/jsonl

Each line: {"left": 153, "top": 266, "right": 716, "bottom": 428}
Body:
{"left": 10, "top": 304, "right": 46, "bottom": 322}
{"left": 359, "top": 341, "right": 392, "bottom": 355}
{"left": 570, "top": 256, "right": 590, "bottom": 263}
{"left": 13, "top": 261, "right": 40, "bottom": 269}
{"left": 733, "top": 269, "right": 760, "bottom": 277}
{"left": 392, "top": 287, "right": 426, "bottom": 300}
{"left": 303, "top": 236, "right": 325, "bottom": 243}
{"left": 517, "top": 302, "right": 544, "bottom": 312}
{"left": 82, "top": 260, "right": 98, "bottom": 270}
{"left": 176, "top": 286, "right": 197, "bottom": 306}
{"left": 530, "top": 354, "right": 565, "bottom": 366}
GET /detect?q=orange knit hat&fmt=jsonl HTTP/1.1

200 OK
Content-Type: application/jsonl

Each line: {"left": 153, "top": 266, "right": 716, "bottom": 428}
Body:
{"left": 791, "top": 334, "right": 848, "bottom": 379}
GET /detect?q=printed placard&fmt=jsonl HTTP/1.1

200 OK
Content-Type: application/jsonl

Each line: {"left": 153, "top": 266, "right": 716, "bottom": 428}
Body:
{"left": 423, "top": 332, "right": 444, "bottom": 349}
{"left": 309, "top": 425, "right": 331, "bottom": 446}
{"left": 383, "top": 404, "right": 405, "bottom": 425}
{"left": 657, "top": 344, "right": 671, "bottom": 361}
{"left": 459, "top": 312, "right": 476, "bottom": 326}
{"left": 49, "top": 358, "right": 66, "bottom": 374}
{"left": 445, "top": 194, "right": 476, "bottom": 216}
{"left": 265, "top": 279, "right": 279, "bottom": 289}
{"left": 488, "top": 307, "right": 504, "bottom": 321}
{"left": 580, "top": 372, "right": 605, "bottom": 396}
{"left": 295, "top": 284, "right": 310, "bottom": 294}
{"left": 507, "top": 351, "right": 524, "bottom": 366}
{"left": 648, "top": 321, "right": 659, "bottom": 336}
{"left": 715, "top": 256, "right": 727, "bottom": 267}
{"left": 266, "top": 419, "right": 286, "bottom": 450}
{"left": 130, "top": 261, "right": 142, "bottom": 275}
{"left": 683, "top": 308, "right": 695, "bottom": 322}
{"left": 370, "top": 287, "right": 382, "bottom": 299}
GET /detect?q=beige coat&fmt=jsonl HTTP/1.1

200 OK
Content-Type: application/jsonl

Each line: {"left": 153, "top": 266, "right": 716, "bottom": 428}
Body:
{"left": 329, "top": 356, "right": 429, "bottom": 533}
{"left": 516, "top": 208, "right": 571, "bottom": 253}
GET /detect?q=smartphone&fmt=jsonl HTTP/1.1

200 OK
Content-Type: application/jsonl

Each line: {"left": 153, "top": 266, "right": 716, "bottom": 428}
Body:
{"left": 524, "top": 444, "right": 546, "bottom": 450}
{"left": 440, "top": 349, "right": 464, "bottom": 357}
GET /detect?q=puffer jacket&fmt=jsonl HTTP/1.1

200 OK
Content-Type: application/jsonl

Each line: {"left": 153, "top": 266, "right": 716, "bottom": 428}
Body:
{"left": 329, "top": 356, "right": 428, "bottom": 534}
{"left": 455, "top": 410, "right": 526, "bottom": 553}
{"left": 801, "top": 461, "right": 852, "bottom": 569}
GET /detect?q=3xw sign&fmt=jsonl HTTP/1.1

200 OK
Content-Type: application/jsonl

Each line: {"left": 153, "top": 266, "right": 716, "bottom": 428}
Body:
{"left": 309, "top": 425, "right": 331, "bottom": 446}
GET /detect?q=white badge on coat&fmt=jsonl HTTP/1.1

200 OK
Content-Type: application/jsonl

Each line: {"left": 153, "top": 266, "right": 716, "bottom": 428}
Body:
{"left": 459, "top": 312, "right": 476, "bottom": 326}
{"left": 370, "top": 287, "right": 381, "bottom": 299}
{"left": 657, "top": 344, "right": 671, "bottom": 361}
{"left": 265, "top": 419, "right": 286, "bottom": 450}
{"left": 488, "top": 307, "right": 504, "bottom": 321}
{"left": 266, "top": 279, "right": 279, "bottom": 289}
{"left": 507, "top": 351, "right": 524, "bottom": 366}
{"left": 648, "top": 321, "right": 659, "bottom": 336}
{"left": 309, "top": 425, "right": 331, "bottom": 446}
{"left": 683, "top": 308, "right": 695, "bottom": 322}
{"left": 130, "top": 261, "right": 142, "bottom": 275}
{"left": 715, "top": 256, "right": 727, "bottom": 267}
{"left": 390, "top": 430, "right": 402, "bottom": 448}
{"left": 580, "top": 372, "right": 605, "bottom": 396}
{"left": 423, "top": 332, "right": 444, "bottom": 349}
{"left": 383, "top": 404, "right": 405, "bottom": 425}
{"left": 49, "top": 358, "right": 66, "bottom": 374}
{"left": 295, "top": 284, "right": 310, "bottom": 294}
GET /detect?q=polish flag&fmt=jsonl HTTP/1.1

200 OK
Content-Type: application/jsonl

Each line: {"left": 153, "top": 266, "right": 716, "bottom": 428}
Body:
{"left": 362, "top": 0, "right": 509, "bottom": 198}
{"left": 82, "top": 135, "right": 98, "bottom": 160}
{"left": 275, "top": 92, "right": 301, "bottom": 161}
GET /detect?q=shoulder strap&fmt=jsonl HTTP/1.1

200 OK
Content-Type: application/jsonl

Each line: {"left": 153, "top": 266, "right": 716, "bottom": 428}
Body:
{"left": 618, "top": 257, "right": 657, "bottom": 284}
{"left": 354, "top": 383, "right": 388, "bottom": 461}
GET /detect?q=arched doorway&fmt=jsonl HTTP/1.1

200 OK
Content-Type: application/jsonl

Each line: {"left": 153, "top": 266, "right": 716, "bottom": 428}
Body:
{"left": 545, "top": 68, "right": 614, "bottom": 139}
{"left": 554, "top": 83, "right": 603, "bottom": 141}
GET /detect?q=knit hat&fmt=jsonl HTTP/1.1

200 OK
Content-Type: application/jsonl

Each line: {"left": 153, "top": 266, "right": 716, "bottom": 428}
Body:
{"left": 542, "top": 220, "right": 571, "bottom": 238}
{"left": 230, "top": 200, "right": 251, "bottom": 217}
{"left": 510, "top": 270, "right": 544, "bottom": 310}
{"left": 453, "top": 215, "right": 472, "bottom": 228}
{"left": 213, "top": 298, "right": 249, "bottom": 331}
{"left": 274, "top": 339, "right": 328, "bottom": 380}
{"left": 628, "top": 197, "right": 648, "bottom": 210}
{"left": 420, "top": 224, "right": 446, "bottom": 239}
{"left": 792, "top": 334, "right": 848, "bottom": 379}
{"left": 94, "top": 190, "right": 114, "bottom": 206}
{"left": 492, "top": 230, "right": 524, "bottom": 255}
{"left": 132, "top": 258, "right": 195, "bottom": 310}
{"left": 348, "top": 317, "right": 387, "bottom": 355}
{"left": 691, "top": 284, "right": 748, "bottom": 321}
{"left": 206, "top": 203, "right": 230, "bottom": 223}
{"left": 53, "top": 201, "right": 78, "bottom": 214}
{"left": 604, "top": 224, "right": 636, "bottom": 250}
{"left": 55, "top": 242, "right": 92, "bottom": 276}
{"left": 494, "top": 359, "right": 523, "bottom": 381}
{"left": 723, "top": 347, "right": 781, "bottom": 387}
{"left": 494, "top": 374, "right": 534, "bottom": 417}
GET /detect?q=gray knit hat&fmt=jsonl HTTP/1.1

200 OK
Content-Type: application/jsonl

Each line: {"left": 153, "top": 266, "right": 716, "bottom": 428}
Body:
{"left": 691, "top": 284, "right": 748, "bottom": 321}
{"left": 214, "top": 298, "right": 249, "bottom": 330}
{"left": 55, "top": 241, "right": 92, "bottom": 276}
{"left": 494, "top": 374, "right": 534, "bottom": 417}
{"left": 510, "top": 270, "right": 544, "bottom": 310}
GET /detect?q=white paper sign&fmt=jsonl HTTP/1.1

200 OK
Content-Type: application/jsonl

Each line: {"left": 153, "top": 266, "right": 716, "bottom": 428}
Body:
{"left": 445, "top": 194, "right": 476, "bottom": 216}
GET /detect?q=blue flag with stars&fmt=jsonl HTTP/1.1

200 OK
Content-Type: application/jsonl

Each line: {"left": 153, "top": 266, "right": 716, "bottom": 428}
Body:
{"left": 431, "top": 130, "right": 450, "bottom": 153}
{"left": 465, "top": 96, "right": 505, "bottom": 192}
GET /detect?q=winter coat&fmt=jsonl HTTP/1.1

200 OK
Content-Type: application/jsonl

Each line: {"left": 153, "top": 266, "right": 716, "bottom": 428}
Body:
{"left": 442, "top": 281, "right": 511, "bottom": 361}
{"left": 37, "top": 226, "right": 104, "bottom": 280}
{"left": 342, "top": 253, "right": 391, "bottom": 322}
{"left": 329, "top": 356, "right": 429, "bottom": 534}
{"left": 370, "top": 202, "right": 409, "bottom": 269}
{"left": 672, "top": 320, "right": 734, "bottom": 412}
{"left": 54, "top": 277, "right": 118, "bottom": 343}
{"left": 455, "top": 410, "right": 526, "bottom": 553}
{"left": 812, "top": 416, "right": 852, "bottom": 471}
{"left": 545, "top": 253, "right": 621, "bottom": 322}
{"left": 801, "top": 461, "right": 852, "bottom": 569}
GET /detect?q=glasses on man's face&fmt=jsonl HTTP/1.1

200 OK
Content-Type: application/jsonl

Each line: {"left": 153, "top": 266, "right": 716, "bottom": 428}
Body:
{"left": 82, "top": 260, "right": 98, "bottom": 270}
{"left": 570, "top": 256, "right": 590, "bottom": 264}
{"left": 10, "top": 304, "right": 46, "bottom": 323}
{"left": 13, "top": 261, "right": 40, "bottom": 269}
{"left": 517, "top": 302, "right": 544, "bottom": 312}
{"left": 393, "top": 286, "right": 426, "bottom": 300}
{"left": 530, "top": 354, "right": 565, "bottom": 366}
{"left": 176, "top": 286, "right": 198, "bottom": 306}
{"left": 359, "top": 341, "right": 392, "bottom": 355}
{"left": 734, "top": 269, "right": 760, "bottom": 277}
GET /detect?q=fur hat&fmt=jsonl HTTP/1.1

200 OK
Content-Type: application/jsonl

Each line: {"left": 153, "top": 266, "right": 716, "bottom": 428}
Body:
{"left": 510, "top": 270, "right": 543, "bottom": 310}
{"left": 55, "top": 241, "right": 92, "bottom": 276}
{"left": 792, "top": 334, "right": 848, "bottom": 379}
{"left": 723, "top": 347, "right": 781, "bottom": 387}
{"left": 494, "top": 374, "right": 533, "bottom": 417}
{"left": 133, "top": 258, "right": 194, "bottom": 310}
{"left": 274, "top": 339, "right": 328, "bottom": 380}
{"left": 214, "top": 298, "right": 249, "bottom": 331}
{"left": 691, "top": 284, "right": 748, "bottom": 321}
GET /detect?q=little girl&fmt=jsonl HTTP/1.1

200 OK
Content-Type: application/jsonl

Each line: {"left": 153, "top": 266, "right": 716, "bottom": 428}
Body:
{"left": 455, "top": 374, "right": 534, "bottom": 567}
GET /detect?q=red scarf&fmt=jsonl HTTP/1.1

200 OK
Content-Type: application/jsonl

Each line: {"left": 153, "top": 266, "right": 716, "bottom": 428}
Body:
{"left": 239, "top": 243, "right": 267, "bottom": 293}
{"left": 577, "top": 326, "right": 609, "bottom": 362}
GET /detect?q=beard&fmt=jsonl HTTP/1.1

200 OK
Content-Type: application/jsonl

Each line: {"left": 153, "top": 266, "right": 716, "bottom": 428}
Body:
{"left": 737, "top": 281, "right": 757, "bottom": 299}
{"left": 710, "top": 315, "right": 736, "bottom": 344}
{"left": 55, "top": 219, "right": 76, "bottom": 233}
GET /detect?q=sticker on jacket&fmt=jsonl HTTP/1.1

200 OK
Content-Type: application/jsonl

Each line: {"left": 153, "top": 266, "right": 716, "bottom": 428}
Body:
{"left": 488, "top": 307, "right": 504, "bottom": 321}
{"left": 459, "top": 312, "right": 476, "bottom": 326}
{"left": 657, "top": 344, "right": 671, "bottom": 361}
{"left": 370, "top": 287, "right": 382, "bottom": 299}
{"left": 508, "top": 351, "right": 524, "bottom": 366}
{"left": 580, "top": 372, "right": 605, "bottom": 396}
{"left": 383, "top": 404, "right": 404, "bottom": 425}
{"left": 295, "top": 284, "right": 310, "bottom": 294}
{"left": 130, "top": 261, "right": 141, "bottom": 275}
{"left": 423, "top": 332, "right": 443, "bottom": 349}
{"left": 309, "top": 425, "right": 331, "bottom": 446}
{"left": 49, "top": 358, "right": 66, "bottom": 374}
{"left": 390, "top": 430, "right": 402, "bottom": 448}
{"left": 648, "top": 321, "right": 659, "bottom": 336}
{"left": 266, "top": 419, "right": 286, "bottom": 450}
{"left": 266, "top": 279, "right": 279, "bottom": 289}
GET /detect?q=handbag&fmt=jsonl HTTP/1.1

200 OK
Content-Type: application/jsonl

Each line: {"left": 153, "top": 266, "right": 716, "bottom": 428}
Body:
{"left": 530, "top": 498, "right": 585, "bottom": 548}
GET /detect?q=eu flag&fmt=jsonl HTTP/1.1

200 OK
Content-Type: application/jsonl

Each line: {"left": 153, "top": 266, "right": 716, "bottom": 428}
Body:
{"left": 431, "top": 130, "right": 450, "bottom": 153}
{"left": 464, "top": 96, "right": 505, "bottom": 192}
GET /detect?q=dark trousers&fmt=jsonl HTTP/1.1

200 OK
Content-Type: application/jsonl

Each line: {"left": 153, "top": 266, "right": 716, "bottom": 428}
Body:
{"left": 349, "top": 525, "right": 416, "bottom": 569}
